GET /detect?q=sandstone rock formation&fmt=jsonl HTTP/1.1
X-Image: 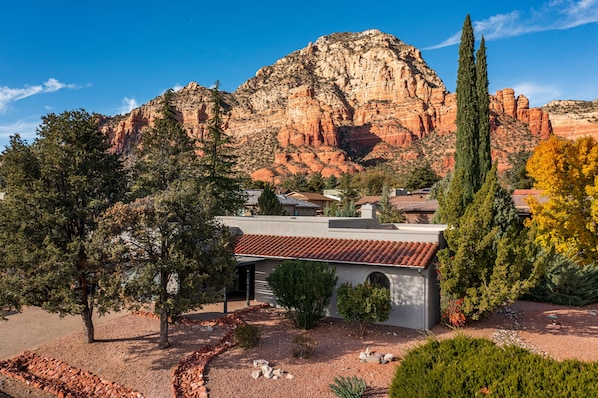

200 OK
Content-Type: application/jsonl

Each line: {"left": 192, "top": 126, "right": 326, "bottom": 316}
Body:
{"left": 100, "top": 30, "right": 553, "bottom": 183}
{"left": 543, "top": 99, "right": 598, "bottom": 141}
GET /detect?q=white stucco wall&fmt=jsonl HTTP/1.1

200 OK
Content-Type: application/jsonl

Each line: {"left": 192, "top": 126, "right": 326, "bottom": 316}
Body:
{"left": 253, "top": 259, "right": 440, "bottom": 330}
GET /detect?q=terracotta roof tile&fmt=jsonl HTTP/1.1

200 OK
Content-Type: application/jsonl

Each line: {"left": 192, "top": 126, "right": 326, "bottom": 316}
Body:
{"left": 232, "top": 234, "right": 438, "bottom": 268}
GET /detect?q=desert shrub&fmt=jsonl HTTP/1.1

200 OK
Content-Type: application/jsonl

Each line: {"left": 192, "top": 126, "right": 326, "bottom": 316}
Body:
{"left": 390, "top": 334, "right": 598, "bottom": 397}
{"left": 233, "top": 324, "right": 260, "bottom": 349}
{"left": 329, "top": 375, "right": 367, "bottom": 398}
{"left": 439, "top": 292, "right": 466, "bottom": 328}
{"left": 266, "top": 259, "right": 337, "bottom": 329}
{"left": 291, "top": 333, "right": 316, "bottom": 359}
{"left": 336, "top": 282, "right": 391, "bottom": 338}
{"left": 525, "top": 255, "right": 598, "bottom": 306}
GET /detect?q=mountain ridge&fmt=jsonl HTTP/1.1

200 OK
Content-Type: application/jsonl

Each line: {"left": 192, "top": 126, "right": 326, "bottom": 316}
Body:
{"left": 100, "top": 30, "right": 593, "bottom": 183}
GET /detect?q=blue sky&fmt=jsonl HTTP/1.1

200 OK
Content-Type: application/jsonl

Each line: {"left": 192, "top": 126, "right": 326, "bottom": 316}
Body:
{"left": 1, "top": 0, "right": 597, "bottom": 149}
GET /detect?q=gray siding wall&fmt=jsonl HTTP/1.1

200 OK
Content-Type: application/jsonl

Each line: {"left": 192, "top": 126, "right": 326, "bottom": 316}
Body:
{"left": 253, "top": 260, "right": 440, "bottom": 330}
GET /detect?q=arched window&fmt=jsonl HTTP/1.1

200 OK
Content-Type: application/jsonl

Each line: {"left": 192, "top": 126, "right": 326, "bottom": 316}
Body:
{"left": 367, "top": 272, "right": 390, "bottom": 290}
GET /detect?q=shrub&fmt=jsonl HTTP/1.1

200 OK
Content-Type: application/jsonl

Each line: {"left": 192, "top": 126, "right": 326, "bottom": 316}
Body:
{"left": 233, "top": 324, "right": 260, "bottom": 349}
{"left": 266, "top": 260, "right": 337, "bottom": 329}
{"left": 389, "top": 334, "right": 598, "bottom": 397}
{"left": 336, "top": 282, "right": 392, "bottom": 338}
{"left": 291, "top": 333, "right": 316, "bottom": 359}
{"left": 329, "top": 375, "right": 367, "bottom": 398}
{"left": 440, "top": 292, "right": 466, "bottom": 328}
{"left": 525, "top": 255, "right": 598, "bottom": 306}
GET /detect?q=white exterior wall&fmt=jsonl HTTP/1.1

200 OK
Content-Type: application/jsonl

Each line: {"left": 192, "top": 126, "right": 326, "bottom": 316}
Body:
{"left": 253, "top": 260, "right": 440, "bottom": 330}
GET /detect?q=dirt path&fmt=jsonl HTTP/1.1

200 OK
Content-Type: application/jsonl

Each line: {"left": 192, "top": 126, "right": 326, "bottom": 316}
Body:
{"left": 0, "top": 307, "right": 127, "bottom": 360}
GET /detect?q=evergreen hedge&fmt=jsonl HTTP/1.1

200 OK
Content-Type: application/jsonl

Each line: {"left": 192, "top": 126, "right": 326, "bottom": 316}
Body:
{"left": 390, "top": 335, "right": 598, "bottom": 397}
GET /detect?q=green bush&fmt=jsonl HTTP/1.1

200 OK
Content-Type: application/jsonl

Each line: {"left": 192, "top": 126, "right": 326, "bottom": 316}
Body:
{"left": 329, "top": 375, "right": 367, "bottom": 398}
{"left": 266, "top": 259, "right": 337, "bottom": 329}
{"left": 291, "top": 333, "right": 316, "bottom": 359}
{"left": 390, "top": 334, "right": 598, "bottom": 397}
{"left": 336, "top": 282, "right": 392, "bottom": 338}
{"left": 526, "top": 255, "right": 598, "bottom": 306}
{"left": 233, "top": 324, "right": 261, "bottom": 349}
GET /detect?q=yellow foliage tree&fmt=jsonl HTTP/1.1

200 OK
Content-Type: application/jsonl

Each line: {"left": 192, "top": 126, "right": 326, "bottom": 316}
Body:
{"left": 526, "top": 136, "right": 598, "bottom": 263}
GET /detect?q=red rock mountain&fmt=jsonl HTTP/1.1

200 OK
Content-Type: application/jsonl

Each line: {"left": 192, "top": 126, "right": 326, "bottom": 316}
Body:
{"left": 543, "top": 100, "right": 598, "bottom": 141}
{"left": 100, "top": 30, "right": 553, "bottom": 183}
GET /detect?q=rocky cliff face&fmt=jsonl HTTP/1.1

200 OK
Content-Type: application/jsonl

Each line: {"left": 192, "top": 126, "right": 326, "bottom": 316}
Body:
{"left": 100, "top": 30, "right": 552, "bottom": 182}
{"left": 543, "top": 100, "right": 598, "bottom": 141}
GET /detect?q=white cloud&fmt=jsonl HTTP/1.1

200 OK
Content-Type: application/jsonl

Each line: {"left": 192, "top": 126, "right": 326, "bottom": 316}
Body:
{"left": 0, "top": 78, "right": 80, "bottom": 112}
{"left": 0, "top": 120, "right": 38, "bottom": 141}
{"left": 426, "top": 0, "right": 598, "bottom": 49}
{"left": 510, "top": 82, "right": 562, "bottom": 107}
{"left": 173, "top": 84, "right": 184, "bottom": 92}
{"left": 119, "top": 97, "right": 138, "bottom": 114}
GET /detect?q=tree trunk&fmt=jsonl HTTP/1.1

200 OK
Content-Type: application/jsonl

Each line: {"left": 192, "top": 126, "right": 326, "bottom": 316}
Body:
{"left": 359, "top": 321, "right": 369, "bottom": 339}
{"left": 158, "top": 307, "right": 170, "bottom": 349}
{"left": 158, "top": 269, "right": 170, "bottom": 349}
{"left": 81, "top": 304, "right": 95, "bottom": 343}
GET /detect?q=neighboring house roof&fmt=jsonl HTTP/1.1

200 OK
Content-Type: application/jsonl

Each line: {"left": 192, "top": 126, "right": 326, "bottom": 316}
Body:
{"left": 355, "top": 195, "right": 439, "bottom": 213}
{"left": 390, "top": 196, "right": 438, "bottom": 212}
{"left": 287, "top": 191, "right": 337, "bottom": 202}
{"left": 243, "top": 190, "right": 319, "bottom": 209}
{"left": 277, "top": 195, "right": 320, "bottom": 209}
{"left": 355, "top": 196, "right": 382, "bottom": 206}
{"left": 512, "top": 189, "right": 547, "bottom": 209}
{"left": 232, "top": 234, "right": 439, "bottom": 268}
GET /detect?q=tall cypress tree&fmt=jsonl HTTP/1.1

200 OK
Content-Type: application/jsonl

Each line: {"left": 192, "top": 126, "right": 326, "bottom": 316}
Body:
{"left": 476, "top": 36, "right": 492, "bottom": 185}
{"left": 437, "top": 15, "right": 479, "bottom": 225}
{"left": 454, "top": 14, "right": 479, "bottom": 207}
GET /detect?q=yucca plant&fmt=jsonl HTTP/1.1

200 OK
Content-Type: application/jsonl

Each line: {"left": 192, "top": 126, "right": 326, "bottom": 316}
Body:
{"left": 329, "top": 375, "right": 367, "bottom": 398}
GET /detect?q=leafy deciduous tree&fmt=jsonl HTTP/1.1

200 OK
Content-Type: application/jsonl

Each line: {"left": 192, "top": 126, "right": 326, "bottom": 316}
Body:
{"left": 525, "top": 135, "right": 598, "bottom": 264}
{"left": 401, "top": 162, "right": 441, "bottom": 191}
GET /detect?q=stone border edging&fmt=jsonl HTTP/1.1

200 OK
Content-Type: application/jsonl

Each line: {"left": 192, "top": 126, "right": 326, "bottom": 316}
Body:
{"left": 0, "top": 304, "right": 270, "bottom": 398}
{"left": 170, "top": 304, "right": 270, "bottom": 398}
{"left": 0, "top": 351, "right": 144, "bottom": 398}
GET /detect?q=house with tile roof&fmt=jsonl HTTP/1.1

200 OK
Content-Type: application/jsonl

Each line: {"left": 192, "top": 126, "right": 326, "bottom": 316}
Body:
{"left": 355, "top": 195, "right": 439, "bottom": 223}
{"left": 220, "top": 205, "right": 446, "bottom": 330}
{"left": 243, "top": 189, "right": 320, "bottom": 216}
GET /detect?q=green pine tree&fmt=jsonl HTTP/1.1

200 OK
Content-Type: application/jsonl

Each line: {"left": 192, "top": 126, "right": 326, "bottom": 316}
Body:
{"left": 99, "top": 92, "right": 237, "bottom": 348}
{"left": 0, "top": 110, "right": 127, "bottom": 342}
{"left": 133, "top": 89, "right": 198, "bottom": 196}
{"left": 377, "top": 185, "right": 405, "bottom": 223}
{"left": 257, "top": 184, "right": 284, "bottom": 215}
{"left": 437, "top": 165, "right": 542, "bottom": 321}
{"left": 199, "top": 82, "right": 246, "bottom": 216}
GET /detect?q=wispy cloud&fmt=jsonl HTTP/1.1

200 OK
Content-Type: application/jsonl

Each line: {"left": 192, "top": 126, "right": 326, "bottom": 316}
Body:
{"left": 510, "top": 82, "right": 562, "bottom": 107}
{"left": 0, "top": 78, "right": 79, "bottom": 112}
{"left": 426, "top": 0, "right": 598, "bottom": 49}
{"left": 0, "top": 120, "right": 38, "bottom": 141}
{"left": 119, "top": 97, "right": 138, "bottom": 114}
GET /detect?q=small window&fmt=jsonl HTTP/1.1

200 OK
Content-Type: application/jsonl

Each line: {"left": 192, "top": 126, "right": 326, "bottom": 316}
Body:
{"left": 367, "top": 272, "right": 390, "bottom": 290}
